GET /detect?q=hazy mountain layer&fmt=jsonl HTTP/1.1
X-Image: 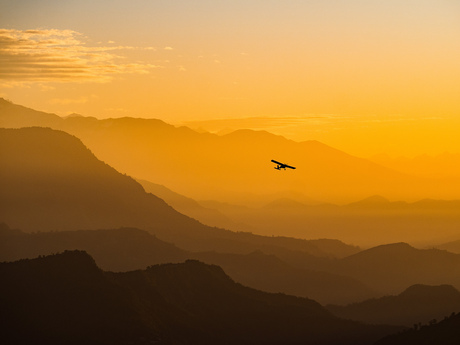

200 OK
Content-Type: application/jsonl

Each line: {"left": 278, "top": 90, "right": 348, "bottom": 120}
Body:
{"left": 193, "top": 250, "right": 375, "bottom": 305}
{"left": 2, "top": 98, "right": 454, "bottom": 204}
{"left": 0, "top": 224, "right": 188, "bottom": 272}
{"left": 435, "top": 239, "right": 460, "bottom": 254}
{"left": 137, "top": 178, "right": 246, "bottom": 231}
{"left": 0, "top": 127, "right": 202, "bottom": 233}
{"left": 0, "top": 251, "right": 400, "bottom": 345}
{"left": 332, "top": 243, "right": 460, "bottom": 294}
{"left": 138, "top": 179, "right": 361, "bottom": 258}
{"left": 199, "top": 195, "right": 460, "bottom": 247}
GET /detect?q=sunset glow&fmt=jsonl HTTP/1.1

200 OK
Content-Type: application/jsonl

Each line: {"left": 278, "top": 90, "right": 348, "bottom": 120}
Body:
{"left": 2, "top": 1, "right": 460, "bottom": 156}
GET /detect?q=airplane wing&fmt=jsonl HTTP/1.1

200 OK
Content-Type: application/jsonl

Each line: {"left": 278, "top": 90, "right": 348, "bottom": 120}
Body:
{"left": 271, "top": 160, "right": 296, "bottom": 169}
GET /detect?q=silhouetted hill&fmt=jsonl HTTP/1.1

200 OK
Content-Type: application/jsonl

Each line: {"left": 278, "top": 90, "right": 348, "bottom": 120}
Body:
{"left": 375, "top": 312, "right": 460, "bottom": 345}
{"left": 193, "top": 250, "right": 375, "bottom": 305}
{"left": 0, "top": 250, "right": 159, "bottom": 345}
{"left": 327, "top": 284, "right": 460, "bottom": 326}
{"left": 0, "top": 224, "right": 366, "bottom": 304}
{"left": 0, "top": 251, "right": 400, "bottom": 345}
{"left": 334, "top": 243, "right": 460, "bottom": 294}
{"left": 0, "top": 226, "right": 188, "bottom": 272}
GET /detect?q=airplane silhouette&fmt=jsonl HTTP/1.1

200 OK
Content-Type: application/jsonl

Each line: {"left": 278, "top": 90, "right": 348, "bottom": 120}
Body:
{"left": 271, "top": 160, "right": 296, "bottom": 170}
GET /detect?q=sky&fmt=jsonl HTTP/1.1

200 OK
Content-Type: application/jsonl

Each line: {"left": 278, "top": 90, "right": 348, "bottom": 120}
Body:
{"left": 1, "top": 0, "right": 460, "bottom": 157}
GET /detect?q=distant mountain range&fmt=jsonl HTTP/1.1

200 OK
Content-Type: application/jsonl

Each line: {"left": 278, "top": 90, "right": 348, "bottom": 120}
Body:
{"left": 435, "top": 240, "right": 460, "bottom": 254}
{"left": 3, "top": 97, "right": 457, "bottom": 204}
{"left": 137, "top": 178, "right": 247, "bottom": 231}
{"left": 0, "top": 251, "right": 401, "bottom": 345}
{"left": 332, "top": 243, "right": 460, "bottom": 294}
{"left": 198, "top": 194, "right": 460, "bottom": 246}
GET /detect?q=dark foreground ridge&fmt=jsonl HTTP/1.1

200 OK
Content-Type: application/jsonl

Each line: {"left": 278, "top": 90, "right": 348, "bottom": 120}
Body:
{"left": 0, "top": 251, "right": 399, "bottom": 345}
{"left": 327, "top": 284, "right": 460, "bottom": 327}
{"left": 376, "top": 311, "right": 460, "bottom": 345}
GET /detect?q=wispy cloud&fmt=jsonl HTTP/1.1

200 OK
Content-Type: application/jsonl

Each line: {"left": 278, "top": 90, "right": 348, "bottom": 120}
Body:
{"left": 0, "top": 29, "right": 162, "bottom": 83}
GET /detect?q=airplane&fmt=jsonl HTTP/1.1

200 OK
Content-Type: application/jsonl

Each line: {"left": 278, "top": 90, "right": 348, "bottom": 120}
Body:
{"left": 271, "top": 159, "right": 296, "bottom": 170}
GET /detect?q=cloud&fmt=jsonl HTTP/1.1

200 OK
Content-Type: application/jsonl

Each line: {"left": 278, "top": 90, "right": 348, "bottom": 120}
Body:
{"left": 0, "top": 29, "right": 162, "bottom": 83}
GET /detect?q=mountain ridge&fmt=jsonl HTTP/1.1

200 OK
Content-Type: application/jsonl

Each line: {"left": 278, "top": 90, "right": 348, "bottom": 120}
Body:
{"left": 327, "top": 284, "right": 460, "bottom": 326}
{"left": 0, "top": 251, "right": 401, "bottom": 345}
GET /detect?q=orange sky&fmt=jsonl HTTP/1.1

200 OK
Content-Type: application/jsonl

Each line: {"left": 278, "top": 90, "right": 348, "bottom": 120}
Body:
{"left": 1, "top": 1, "right": 460, "bottom": 157}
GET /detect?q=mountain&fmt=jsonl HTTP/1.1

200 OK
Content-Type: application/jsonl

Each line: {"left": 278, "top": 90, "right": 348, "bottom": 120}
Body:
{"left": 0, "top": 251, "right": 400, "bottom": 345}
{"left": 193, "top": 250, "right": 375, "bottom": 305}
{"left": 327, "top": 284, "right": 460, "bottom": 326}
{"left": 375, "top": 312, "right": 460, "bottom": 345}
{"left": 0, "top": 98, "right": 439, "bottom": 204}
{"left": 203, "top": 195, "right": 460, "bottom": 247}
{"left": 0, "top": 127, "right": 203, "bottom": 233}
{"left": 137, "top": 178, "right": 246, "bottom": 231}
{"left": 0, "top": 250, "right": 159, "bottom": 345}
{"left": 333, "top": 243, "right": 460, "bottom": 294}
{"left": 0, "top": 224, "right": 188, "bottom": 272}
{"left": 345, "top": 195, "right": 392, "bottom": 208}
{"left": 0, "top": 224, "right": 366, "bottom": 304}
{"left": 0, "top": 98, "right": 62, "bottom": 127}
{"left": 435, "top": 239, "right": 460, "bottom": 254}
